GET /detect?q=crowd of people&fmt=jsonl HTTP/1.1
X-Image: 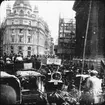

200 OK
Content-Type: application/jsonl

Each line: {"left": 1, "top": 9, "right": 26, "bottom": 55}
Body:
{"left": 0, "top": 52, "right": 105, "bottom": 84}
{"left": 0, "top": 52, "right": 105, "bottom": 105}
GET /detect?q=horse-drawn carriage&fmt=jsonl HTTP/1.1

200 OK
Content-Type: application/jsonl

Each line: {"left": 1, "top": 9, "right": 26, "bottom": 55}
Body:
{"left": 40, "top": 58, "right": 80, "bottom": 105}
{"left": 40, "top": 58, "right": 65, "bottom": 105}
{"left": 0, "top": 58, "right": 47, "bottom": 105}
{"left": 16, "top": 68, "right": 47, "bottom": 104}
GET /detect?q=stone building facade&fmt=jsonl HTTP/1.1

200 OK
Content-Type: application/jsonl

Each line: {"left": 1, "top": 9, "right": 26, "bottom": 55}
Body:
{"left": 73, "top": 0, "right": 105, "bottom": 71}
{"left": 2, "top": 0, "right": 53, "bottom": 57}
{"left": 73, "top": 0, "right": 105, "bottom": 59}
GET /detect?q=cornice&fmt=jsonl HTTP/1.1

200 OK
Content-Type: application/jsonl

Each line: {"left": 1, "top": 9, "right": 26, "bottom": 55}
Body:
{"left": 73, "top": 0, "right": 82, "bottom": 11}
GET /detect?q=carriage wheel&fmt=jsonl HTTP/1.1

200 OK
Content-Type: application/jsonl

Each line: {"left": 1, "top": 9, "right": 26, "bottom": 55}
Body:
{"left": 0, "top": 84, "right": 17, "bottom": 105}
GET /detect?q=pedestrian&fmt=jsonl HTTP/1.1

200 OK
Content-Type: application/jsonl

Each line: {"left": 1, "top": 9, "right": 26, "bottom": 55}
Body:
{"left": 0, "top": 56, "right": 4, "bottom": 71}
{"left": 80, "top": 70, "right": 102, "bottom": 105}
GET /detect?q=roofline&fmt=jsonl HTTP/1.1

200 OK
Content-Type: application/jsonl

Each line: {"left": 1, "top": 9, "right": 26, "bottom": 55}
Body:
{"left": 73, "top": 0, "right": 82, "bottom": 11}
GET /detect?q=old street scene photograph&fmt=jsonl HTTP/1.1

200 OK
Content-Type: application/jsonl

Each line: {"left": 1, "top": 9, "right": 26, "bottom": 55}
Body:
{"left": 0, "top": 0, "right": 105, "bottom": 105}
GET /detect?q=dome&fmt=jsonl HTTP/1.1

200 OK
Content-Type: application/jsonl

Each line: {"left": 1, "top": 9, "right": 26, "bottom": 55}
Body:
{"left": 13, "top": 0, "right": 31, "bottom": 8}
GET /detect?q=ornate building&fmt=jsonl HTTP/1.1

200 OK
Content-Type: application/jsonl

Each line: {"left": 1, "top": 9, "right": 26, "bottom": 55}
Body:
{"left": 2, "top": 0, "right": 52, "bottom": 57}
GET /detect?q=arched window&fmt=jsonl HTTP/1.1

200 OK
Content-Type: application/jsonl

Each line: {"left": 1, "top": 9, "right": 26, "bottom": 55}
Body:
{"left": 27, "top": 11, "right": 30, "bottom": 15}
{"left": 14, "top": 10, "right": 16, "bottom": 14}
{"left": 20, "top": 9, "right": 24, "bottom": 15}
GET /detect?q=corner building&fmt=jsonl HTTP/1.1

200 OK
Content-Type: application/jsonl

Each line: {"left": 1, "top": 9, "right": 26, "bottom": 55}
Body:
{"left": 3, "top": 0, "right": 51, "bottom": 57}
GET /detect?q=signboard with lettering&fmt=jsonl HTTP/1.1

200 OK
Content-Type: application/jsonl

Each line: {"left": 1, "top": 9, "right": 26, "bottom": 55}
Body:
{"left": 24, "top": 63, "right": 32, "bottom": 69}
{"left": 47, "top": 58, "right": 61, "bottom": 65}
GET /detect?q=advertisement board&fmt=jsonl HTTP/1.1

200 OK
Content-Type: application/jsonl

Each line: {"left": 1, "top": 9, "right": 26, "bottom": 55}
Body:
{"left": 47, "top": 58, "right": 61, "bottom": 65}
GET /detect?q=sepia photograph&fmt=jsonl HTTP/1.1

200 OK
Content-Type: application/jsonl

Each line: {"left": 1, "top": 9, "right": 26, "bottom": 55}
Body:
{"left": 0, "top": 0, "right": 105, "bottom": 105}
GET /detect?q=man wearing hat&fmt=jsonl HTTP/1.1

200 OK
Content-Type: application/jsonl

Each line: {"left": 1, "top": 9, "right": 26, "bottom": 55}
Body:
{"left": 80, "top": 70, "right": 103, "bottom": 105}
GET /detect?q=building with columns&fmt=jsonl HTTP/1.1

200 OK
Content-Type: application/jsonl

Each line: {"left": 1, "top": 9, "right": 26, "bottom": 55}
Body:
{"left": 73, "top": 0, "right": 105, "bottom": 59}
{"left": 2, "top": 0, "right": 53, "bottom": 57}
{"left": 73, "top": 0, "right": 105, "bottom": 71}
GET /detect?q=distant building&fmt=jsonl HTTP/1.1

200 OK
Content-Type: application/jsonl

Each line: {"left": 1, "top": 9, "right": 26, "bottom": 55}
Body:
{"left": 1, "top": 0, "right": 52, "bottom": 57}
{"left": 50, "top": 37, "right": 54, "bottom": 55}
{"left": 55, "top": 17, "right": 76, "bottom": 60}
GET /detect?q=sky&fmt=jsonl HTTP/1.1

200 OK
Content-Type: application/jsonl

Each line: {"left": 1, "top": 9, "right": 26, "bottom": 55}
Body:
{"left": 0, "top": 0, "right": 76, "bottom": 44}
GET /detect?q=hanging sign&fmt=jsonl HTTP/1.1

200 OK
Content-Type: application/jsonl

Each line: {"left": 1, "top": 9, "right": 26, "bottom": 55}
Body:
{"left": 24, "top": 63, "right": 32, "bottom": 69}
{"left": 47, "top": 58, "right": 61, "bottom": 65}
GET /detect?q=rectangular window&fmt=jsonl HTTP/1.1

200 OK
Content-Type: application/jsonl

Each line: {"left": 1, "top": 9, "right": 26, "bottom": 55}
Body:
{"left": 19, "top": 29, "right": 23, "bottom": 33}
{"left": 29, "top": 21, "right": 31, "bottom": 26}
{"left": 27, "top": 47, "right": 31, "bottom": 56}
{"left": 28, "top": 36, "right": 31, "bottom": 43}
{"left": 61, "top": 24, "right": 63, "bottom": 26}
{"left": 19, "top": 36, "right": 23, "bottom": 42}
{"left": 11, "top": 29, "right": 15, "bottom": 33}
{"left": 66, "top": 26, "right": 70, "bottom": 30}
{"left": 28, "top": 29, "right": 31, "bottom": 34}
{"left": 18, "top": 46, "right": 22, "bottom": 51}
{"left": 20, "top": 19, "right": 23, "bottom": 24}
{"left": 12, "top": 20, "right": 14, "bottom": 24}
{"left": 11, "top": 36, "right": 15, "bottom": 42}
{"left": 28, "top": 47, "right": 31, "bottom": 50}
{"left": 18, "top": 46, "right": 22, "bottom": 54}
{"left": 10, "top": 46, "right": 14, "bottom": 53}
{"left": 60, "top": 26, "right": 63, "bottom": 31}
{"left": 27, "top": 51, "right": 31, "bottom": 56}
{"left": 59, "top": 33, "right": 63, "bottom": 38}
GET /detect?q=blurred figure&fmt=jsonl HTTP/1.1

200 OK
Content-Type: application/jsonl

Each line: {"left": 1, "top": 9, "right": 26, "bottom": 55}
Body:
{"left": 36, "top": 58, "right": 41, "bottom": 70}
{"left": 1, "top": 85, "right": 17, "bottom": 105}
{"left": 6, "top": 57, "right": 11, "bottom": 64}
{"left": 0, "top": 56, "right": 4, "bottom": 71}
{"left": 80, "top": 70, "right": 103, "bottom": 105}
{"left": 15, "top": 54, "right": 23, "bottom": 61}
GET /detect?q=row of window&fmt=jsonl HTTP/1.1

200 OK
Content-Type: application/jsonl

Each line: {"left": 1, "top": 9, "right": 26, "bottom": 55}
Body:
{"left": 59, "top": 33, "right": 75, "bottom": 38}
{"left": 60, "top": 22, "right": 75, "bottom": 26}
{"left": 11, "top": 29, "right": 32, "bottom": 34}
{"left": 10, "top": 46, "right": 31, "bottom": 50}
{"left": 10, "top": 46, "right": 31, "bottom": 56}
{"left": 60, "top": 26, "right": 74, "bottom": 31}
{"left": 11, "top": 35, "right": 32, "bottom": 43}
{"left": 9, "top": 19, "right": 46, "bottom": 31}
{"left": 59, "top": 43, "right": 75, "bottom": 48}
{"left": 14, "top": 9, "right": 31, "bottom": 16}
{"left": 11, "top": 19, "right": 31, "bottom": 26}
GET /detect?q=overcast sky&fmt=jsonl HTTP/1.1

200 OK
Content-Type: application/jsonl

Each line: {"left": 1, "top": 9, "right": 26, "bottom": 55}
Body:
{"left": 0, "top": 0, "right": 75, "bottom": 44}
